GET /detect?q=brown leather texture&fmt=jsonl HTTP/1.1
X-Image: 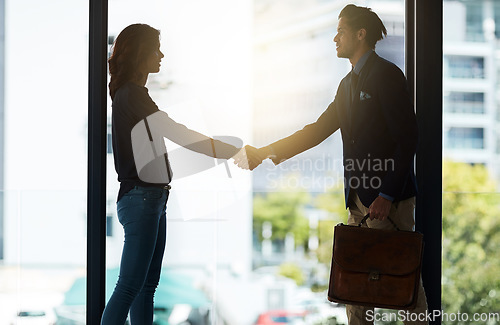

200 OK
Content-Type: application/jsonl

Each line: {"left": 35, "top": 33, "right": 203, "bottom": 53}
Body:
{"left": 327, "top": 224, "right": 424, "bottom": 309}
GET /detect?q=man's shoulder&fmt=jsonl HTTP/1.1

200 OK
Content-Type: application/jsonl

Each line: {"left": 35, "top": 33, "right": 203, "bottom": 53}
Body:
{"left": 361, "top": 54, "right": 406, "bottom": 85}
{"left": 370, "top": 54, "right": 403, "bottom": 75}
{"left": 339, "top": 69, "right": 354, "bottom": 86}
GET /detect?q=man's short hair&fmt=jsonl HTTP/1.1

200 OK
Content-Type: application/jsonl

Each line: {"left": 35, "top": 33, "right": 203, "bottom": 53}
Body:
{"left": 339, "top": 4, "right": 387, "bottom": 49}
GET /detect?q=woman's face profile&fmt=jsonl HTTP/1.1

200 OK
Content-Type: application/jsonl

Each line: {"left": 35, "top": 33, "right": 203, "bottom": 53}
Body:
{"left": 141, "top": 43, "right": 164, "bottom": 75}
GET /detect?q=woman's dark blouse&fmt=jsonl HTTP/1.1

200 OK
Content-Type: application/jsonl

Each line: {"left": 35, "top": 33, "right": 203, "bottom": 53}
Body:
{"left": 112, "top": 83, "right": 165, "bottom": 201}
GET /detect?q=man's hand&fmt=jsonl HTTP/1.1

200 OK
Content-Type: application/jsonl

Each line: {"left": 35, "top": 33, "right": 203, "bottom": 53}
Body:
{"left": 233, "top": 145, "right": 266, "bottom": 170}
{"left": 369, "top": 195, "right": 392, "bottom": 221}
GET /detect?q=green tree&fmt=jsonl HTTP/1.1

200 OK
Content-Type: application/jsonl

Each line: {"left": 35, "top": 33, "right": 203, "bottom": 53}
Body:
{"left": 311, "top": 163, "right": 500, "bottom": 325}
{"left": 279, "top": 262, "right": 305, "bottom": 286}
{"left": 253, "top": 189, "right": 310, "bottom": 247}
{"left": 442, "top": 161, "right": 500, "bottom": 323}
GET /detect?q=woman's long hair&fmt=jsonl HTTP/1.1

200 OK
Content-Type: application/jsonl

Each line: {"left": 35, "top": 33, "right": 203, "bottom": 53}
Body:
{"left": 108, "top": 24, "right": 160, "bottom": 99}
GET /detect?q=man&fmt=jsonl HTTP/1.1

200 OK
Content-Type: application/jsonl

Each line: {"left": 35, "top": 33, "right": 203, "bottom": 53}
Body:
{"left": 236, "top": 4, "right": 428, "bottom": 325}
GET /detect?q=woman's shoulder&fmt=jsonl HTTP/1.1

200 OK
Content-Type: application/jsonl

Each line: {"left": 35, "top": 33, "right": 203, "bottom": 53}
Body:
{"left": 114, "top": 82, "right": 152, "bottom": 105}
{"left": 112, "top": 82, "right": 159, "bottom": 115}
{"left": 115, "top": 82, "right": 146, "bottom": 98}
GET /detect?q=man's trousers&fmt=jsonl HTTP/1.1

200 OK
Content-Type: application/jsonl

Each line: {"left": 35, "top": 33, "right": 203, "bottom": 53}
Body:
{"left": 345, "top": 192, "right": 429, "bottom": 325}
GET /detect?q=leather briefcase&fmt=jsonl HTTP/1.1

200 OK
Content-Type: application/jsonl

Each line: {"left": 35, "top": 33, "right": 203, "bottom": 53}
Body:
{"left": 327, "top": 215, "right": 424, "bottom": 309}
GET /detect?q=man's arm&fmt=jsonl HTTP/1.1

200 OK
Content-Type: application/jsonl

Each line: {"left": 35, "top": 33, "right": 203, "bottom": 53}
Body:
{"left": 264, "top": 99, "right": 341, "bottom": 165}
{"left": 234, "top": 98, "right": 342, "bottom": 170}
{"left": 376, "top": 64, "right": 418, "bottom": 199}
{"left": 367, "top": 64, "right": 417, "bottom": 220}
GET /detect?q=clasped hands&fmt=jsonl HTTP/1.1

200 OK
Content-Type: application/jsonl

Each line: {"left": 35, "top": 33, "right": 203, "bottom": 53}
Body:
{"left": 233, "top": 145, "right": 270, "bottom": 170}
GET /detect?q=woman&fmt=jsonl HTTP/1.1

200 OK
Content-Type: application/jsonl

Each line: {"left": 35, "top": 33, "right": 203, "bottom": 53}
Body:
{"left": 101, "top": 23, "right": 242, "bottom": 325}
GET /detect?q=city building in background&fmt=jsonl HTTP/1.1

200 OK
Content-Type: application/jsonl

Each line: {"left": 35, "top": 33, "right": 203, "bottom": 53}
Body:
{"left": 443, "top": 0, "right": 500, "bottom": 181}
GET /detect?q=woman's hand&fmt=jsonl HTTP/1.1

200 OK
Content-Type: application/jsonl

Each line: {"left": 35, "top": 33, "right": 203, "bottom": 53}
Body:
{"left": 233, "top": 145, "right": 266, "bottom": 170}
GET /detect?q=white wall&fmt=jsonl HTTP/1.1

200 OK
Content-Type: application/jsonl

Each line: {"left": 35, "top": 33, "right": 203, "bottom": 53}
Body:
{"left": 4, "top": 0, "right": 254, "bottom": 279}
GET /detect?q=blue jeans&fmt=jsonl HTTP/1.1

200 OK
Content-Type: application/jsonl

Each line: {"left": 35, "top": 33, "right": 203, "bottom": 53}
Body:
{"left": 101, "top": 186, "right": 169, "bottom": 325}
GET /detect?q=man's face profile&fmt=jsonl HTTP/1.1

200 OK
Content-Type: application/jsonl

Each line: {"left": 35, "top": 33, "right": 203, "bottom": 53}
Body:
{"left": 334, "top": 17, "right": 360, "bottom": 59}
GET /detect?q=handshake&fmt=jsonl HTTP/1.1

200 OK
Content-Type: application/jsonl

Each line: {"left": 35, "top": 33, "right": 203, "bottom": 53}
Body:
{"left": 232, "top": 145, "right": 273, "bottom": 171}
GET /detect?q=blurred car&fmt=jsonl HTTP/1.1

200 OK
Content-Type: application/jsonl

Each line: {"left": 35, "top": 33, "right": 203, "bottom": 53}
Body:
{"left": 255, "top": 310, "right": 307, "bottom": 325}
{"left": 293, "top": 295, "right": 348, "bottom": 325}
{"left": 9, "top": 309, "right": 56, "bottom": 325}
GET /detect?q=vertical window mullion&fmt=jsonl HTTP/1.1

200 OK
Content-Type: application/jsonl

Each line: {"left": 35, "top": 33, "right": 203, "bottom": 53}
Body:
{"left": 411, "top": 0, "right": 443, "bottom": 323}
{"left": 87, "top": 0, "right": 108, "bottom": 323}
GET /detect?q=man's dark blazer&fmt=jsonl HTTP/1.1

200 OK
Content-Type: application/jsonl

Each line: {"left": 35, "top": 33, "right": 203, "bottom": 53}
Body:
{"left": 268, "top": 52, "right": 418, "bottom": 208}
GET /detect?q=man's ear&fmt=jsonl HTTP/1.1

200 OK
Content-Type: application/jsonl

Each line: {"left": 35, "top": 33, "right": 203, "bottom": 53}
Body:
{"left": 357, "top": 28, "right": 367, "bottom": 41}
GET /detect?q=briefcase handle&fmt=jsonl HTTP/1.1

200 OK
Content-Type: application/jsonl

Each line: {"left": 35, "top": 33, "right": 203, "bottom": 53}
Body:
{"left": 358, "top": 214, "right": 400, "bottom": 231}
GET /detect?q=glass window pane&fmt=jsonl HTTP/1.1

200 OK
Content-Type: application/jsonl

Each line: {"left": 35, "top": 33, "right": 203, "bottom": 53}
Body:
{"left": 443, "top": 0, "right": 500, "bottom": 321}
{"left": 444, "top": 55, "right": 485, "bottom": 79}
{"left": 1, "top": 0, "right": 88, "bottom": 323}
{"left": 445, "top": 127, "right": 484, "bottom": 149}
{"left": 253, "top": 0, "right": 405, "bottom": 323}
{"left": 106, "top": 1, "right": 406, "bottom": 324}
{"left": 444, "top": 91, "right": 485, "bottom": 114}
{"left": 106, "top": 1, "right": 253, "bottom": 324}
{"left": 465, "top": 2, "right": 484, "bottom": 41}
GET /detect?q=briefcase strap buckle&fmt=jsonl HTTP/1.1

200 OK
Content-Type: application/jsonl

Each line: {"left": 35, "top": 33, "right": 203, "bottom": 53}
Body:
{"left": 369, "top": 271, "right": 380, "bottom": 281}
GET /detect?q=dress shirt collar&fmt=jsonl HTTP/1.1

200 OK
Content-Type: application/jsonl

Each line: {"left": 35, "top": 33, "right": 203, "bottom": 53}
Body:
{"left": 353, "top": 50, "right": 373, "bottom": 75}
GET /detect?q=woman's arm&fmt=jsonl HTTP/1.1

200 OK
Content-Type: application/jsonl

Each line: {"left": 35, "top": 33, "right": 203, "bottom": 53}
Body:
{"left": 145, "top": 110, "right": 240, "bottom": 159}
